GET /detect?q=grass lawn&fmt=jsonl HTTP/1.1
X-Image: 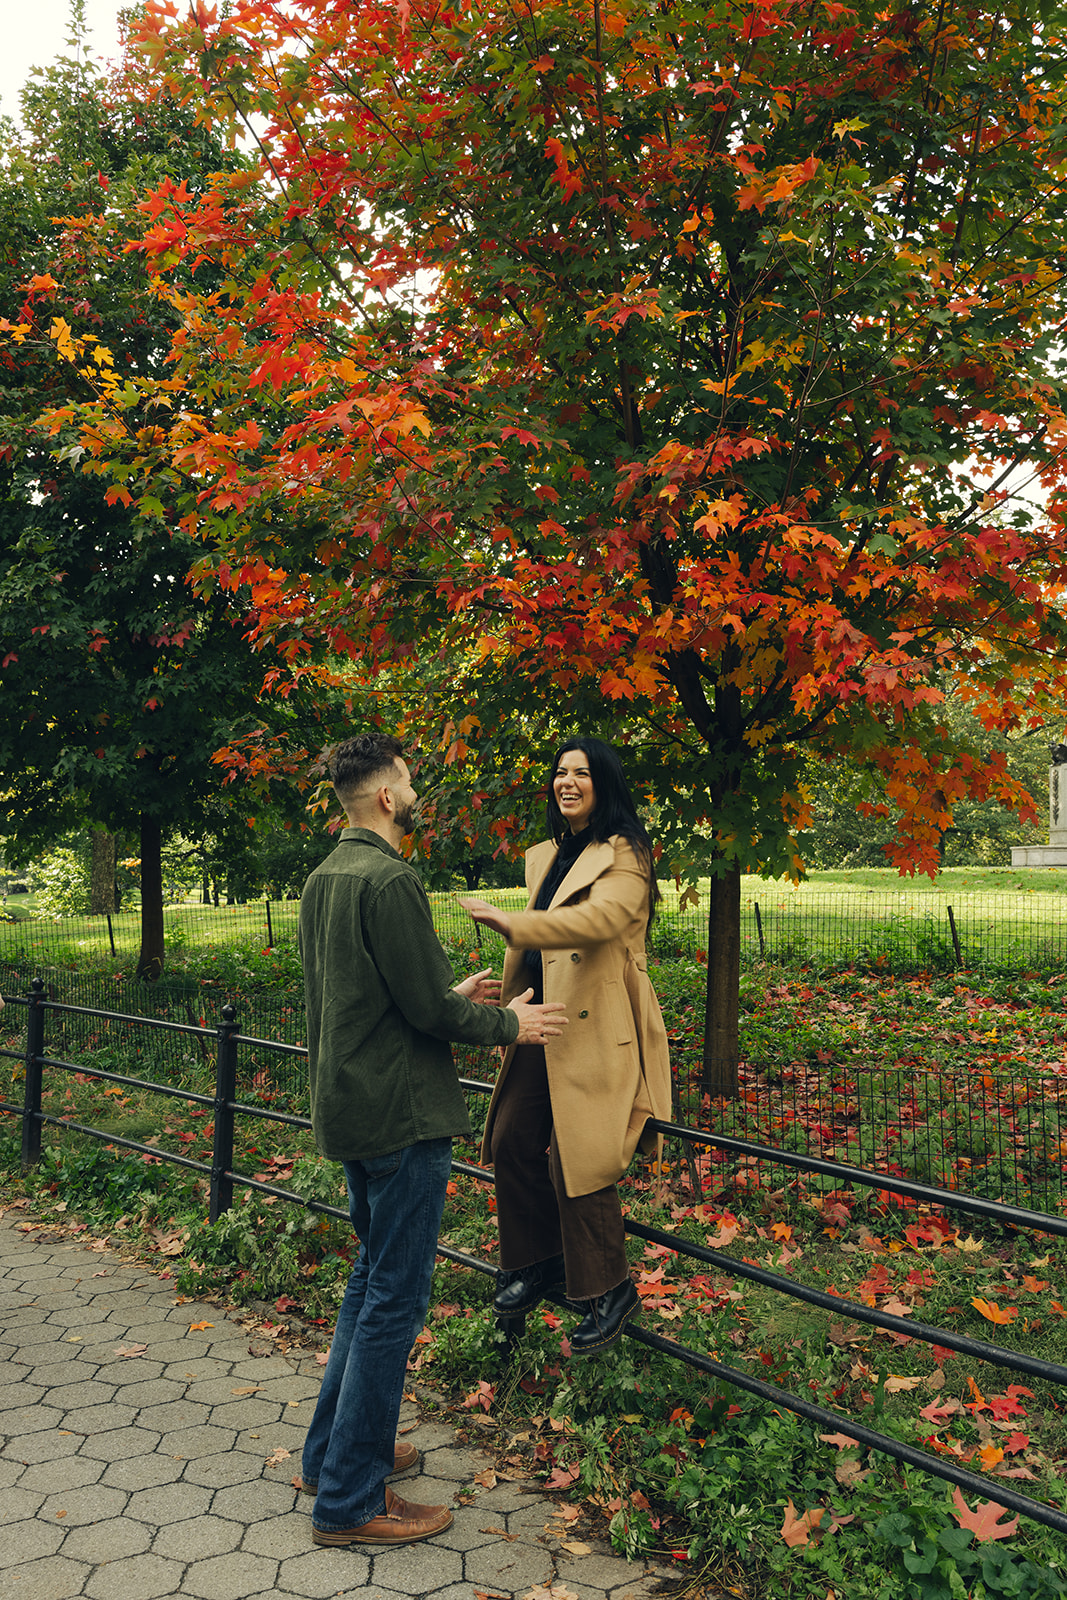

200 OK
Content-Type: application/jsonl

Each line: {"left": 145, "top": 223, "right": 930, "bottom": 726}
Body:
{"left": 5, "top": 865, "right": 1067, "bottom": 976}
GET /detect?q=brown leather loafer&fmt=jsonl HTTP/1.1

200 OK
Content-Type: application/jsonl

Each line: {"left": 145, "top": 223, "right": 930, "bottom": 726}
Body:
{"left": 312, "top": 1486, "right": 453, "bottom": 1546}
{"left": 299, "top": 1438, "right": 420, "bottom": 1496}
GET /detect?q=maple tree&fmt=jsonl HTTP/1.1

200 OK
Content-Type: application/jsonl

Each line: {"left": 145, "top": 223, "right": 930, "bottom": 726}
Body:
{"left": 34, "top": 0, "right": 1067, "bottom": 1080}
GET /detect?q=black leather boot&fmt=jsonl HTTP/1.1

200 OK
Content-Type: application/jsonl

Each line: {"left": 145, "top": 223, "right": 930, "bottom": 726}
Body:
{"left": 569, "top": 1278, "right": 639, "bottom": 1355}
{"left": 493, "top": 1253, "right": 566, "bottom": 1315}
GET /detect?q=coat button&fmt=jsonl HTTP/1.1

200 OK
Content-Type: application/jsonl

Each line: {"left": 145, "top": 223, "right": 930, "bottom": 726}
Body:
{"left": 579, "top": 1009, "right": 589, "bottom": 1018}
{"left": 570, "top": 952, "right": 581, "bottom": 962}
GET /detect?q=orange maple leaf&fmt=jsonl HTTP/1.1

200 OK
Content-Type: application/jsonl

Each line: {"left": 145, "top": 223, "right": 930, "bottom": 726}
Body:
{"left": 188, "top": 1320, "right": 215, "bottom": 1332}
{"left": 950, "top": 1488, "right": 1019, "bottom": 1542}
{"left": 971, "top": 1297, "right": 1018, "bottom": 1325}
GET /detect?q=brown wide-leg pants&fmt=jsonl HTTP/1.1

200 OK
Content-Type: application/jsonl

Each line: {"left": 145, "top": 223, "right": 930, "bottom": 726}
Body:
{"left": 489, "top": 1043, "right": 628, "bottom": 1301}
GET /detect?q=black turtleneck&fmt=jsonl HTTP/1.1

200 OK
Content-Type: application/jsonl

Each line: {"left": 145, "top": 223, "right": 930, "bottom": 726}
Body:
{"left": 521, "top": 828, "right": 593, "bottom": 993}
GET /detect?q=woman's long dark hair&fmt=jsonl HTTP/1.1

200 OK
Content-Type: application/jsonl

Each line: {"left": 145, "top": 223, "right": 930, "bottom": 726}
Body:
{"left": 545, "top": 738, "right": 661, "bottom": 916}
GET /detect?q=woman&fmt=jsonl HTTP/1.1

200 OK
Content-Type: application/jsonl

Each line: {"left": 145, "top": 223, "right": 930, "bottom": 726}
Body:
{"left": 460, "top": 738, "right": 671, "bottom": 1355}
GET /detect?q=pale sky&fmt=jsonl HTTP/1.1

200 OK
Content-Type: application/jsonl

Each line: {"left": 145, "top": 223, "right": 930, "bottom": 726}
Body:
{"left": 2, "top": 1, "right": 125, "bottom": 123}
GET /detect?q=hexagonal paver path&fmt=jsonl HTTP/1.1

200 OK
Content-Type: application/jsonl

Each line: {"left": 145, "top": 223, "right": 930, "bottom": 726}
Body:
{"left": 1, "top": 1209, "right": 675, "bottom": 1599}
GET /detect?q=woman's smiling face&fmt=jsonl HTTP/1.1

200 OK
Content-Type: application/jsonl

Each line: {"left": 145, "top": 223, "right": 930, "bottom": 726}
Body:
{"left": 553, "top": 749, "right": 596, "bottom": 833}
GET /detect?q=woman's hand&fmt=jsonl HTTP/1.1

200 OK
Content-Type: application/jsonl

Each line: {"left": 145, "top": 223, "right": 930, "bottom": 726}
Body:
{"left": 453, "top": 968, "right": 502, "bottom": 1004}
{"left": 458, "top": 896, "right": 513, "bottom": 940}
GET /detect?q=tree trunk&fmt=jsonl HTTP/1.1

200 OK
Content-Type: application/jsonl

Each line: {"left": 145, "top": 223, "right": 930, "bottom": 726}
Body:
{"left": 461, "top": 859, "right": 484, "bottom": 891}
{"left": 88, "top": 829, "right": 117, "bottom": 913}
{"left": 136, "top": 818, "right": 165, "bottom": 979}
{"left": 702, "top": 859, "right": 740, "bottom": 1098}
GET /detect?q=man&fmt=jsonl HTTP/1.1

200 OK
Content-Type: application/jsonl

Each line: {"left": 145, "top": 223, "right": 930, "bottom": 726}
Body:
{"left": 298, "top": 733, "right": 566, "bottom": 1548}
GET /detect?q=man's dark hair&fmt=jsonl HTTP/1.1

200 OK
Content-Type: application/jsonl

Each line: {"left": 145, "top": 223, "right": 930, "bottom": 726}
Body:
{"left": 329, "top": 733, "right": 406, "bottom": 805}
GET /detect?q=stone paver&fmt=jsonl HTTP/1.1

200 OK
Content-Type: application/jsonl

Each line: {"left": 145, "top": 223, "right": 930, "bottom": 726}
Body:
{"left": 1, "top": 1210, "right": 674, "bottom": 1600}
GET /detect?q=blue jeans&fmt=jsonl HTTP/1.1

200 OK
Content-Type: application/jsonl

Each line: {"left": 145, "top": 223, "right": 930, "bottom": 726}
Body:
{"left": 302, "top": 1138, "right": 453, "bottom": 1532}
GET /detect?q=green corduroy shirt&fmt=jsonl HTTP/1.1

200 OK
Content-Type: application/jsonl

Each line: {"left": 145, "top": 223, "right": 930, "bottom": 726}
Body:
{"left": 298, "top": 828, "right": 519, "bottom": 1161}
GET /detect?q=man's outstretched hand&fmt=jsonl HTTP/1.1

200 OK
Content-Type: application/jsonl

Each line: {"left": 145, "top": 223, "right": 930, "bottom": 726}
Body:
{"left": 453, "top": 968, "right": 503, "bottom": 1004}
{"left": 508, "top": 987, "right": 567, "bottom": 1044}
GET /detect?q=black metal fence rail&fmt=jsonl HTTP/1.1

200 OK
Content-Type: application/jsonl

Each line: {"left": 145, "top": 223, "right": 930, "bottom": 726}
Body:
{"left": 3, "top": 982, "right": 1067, "bottom": 1538}
{"left": 5, "top": 886, "right": 1067, "bottom": 973}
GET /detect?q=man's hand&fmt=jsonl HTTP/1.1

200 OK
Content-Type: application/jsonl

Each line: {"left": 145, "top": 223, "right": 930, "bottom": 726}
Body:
{"left": 508, "top": 987, "right": 567, "bottom": 1044}
{"left": 458, "top": 896, "right": 513, "bottom": 940}
{"left": 453, "top": 968, "right": 503, "bottom": 1004}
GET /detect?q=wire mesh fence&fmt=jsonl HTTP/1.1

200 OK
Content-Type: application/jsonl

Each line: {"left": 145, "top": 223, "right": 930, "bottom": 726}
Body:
{"left": 4, "top": 886, "right": 1067, "bottom": 973}
{"left": 667, "top": 1055, "right": 1067, "bottom": 1216}
{"left": 4, "top": 965, "right": 1065, "bottom": 1219}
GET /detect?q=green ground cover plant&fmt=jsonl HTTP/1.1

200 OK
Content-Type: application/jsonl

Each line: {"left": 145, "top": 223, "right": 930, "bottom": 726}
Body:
{"left": 3, "top": 934, "right": 1067, "bottom": 1595}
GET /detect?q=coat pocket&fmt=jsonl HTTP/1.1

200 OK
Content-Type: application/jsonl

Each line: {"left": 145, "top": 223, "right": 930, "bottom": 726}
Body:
{"left": 605, "top": 978, "right": 634, "bottom": 1046}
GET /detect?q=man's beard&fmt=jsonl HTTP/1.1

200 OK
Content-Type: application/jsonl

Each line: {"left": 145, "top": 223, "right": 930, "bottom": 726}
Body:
{"left": 395, "top": 798, "right": 417, "bottom": 835}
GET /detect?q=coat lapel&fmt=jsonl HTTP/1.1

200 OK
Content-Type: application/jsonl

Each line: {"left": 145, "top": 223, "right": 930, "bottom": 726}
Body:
{"left": 545, "top": 838, "right": 617, "bottom": 908}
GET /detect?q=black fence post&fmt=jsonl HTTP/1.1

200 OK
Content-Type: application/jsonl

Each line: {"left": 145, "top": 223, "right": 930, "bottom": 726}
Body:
{"left": 754, "top": 900, "right": 765, "bottom": 958}
{"left": 946, "top": 904, "right": 963, "bottom": 969}
{"left": 21, "top": 977, "right": 46, "bottom": 1171}
{"left": 209, "top": 1003, "right": 240, "bottom": 1223}
{"left": 265, "top": 900, "right": 274, "bottom": 947}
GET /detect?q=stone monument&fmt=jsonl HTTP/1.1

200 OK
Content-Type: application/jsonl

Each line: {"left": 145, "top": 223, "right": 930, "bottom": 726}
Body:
{"left": 1011, "top": 744, "right": 1067, "bottom": 867}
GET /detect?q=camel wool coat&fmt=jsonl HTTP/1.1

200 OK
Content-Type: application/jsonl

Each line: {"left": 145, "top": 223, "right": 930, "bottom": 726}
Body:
{"left": 480, "top": 835, "right": 672, "bottom": 1198}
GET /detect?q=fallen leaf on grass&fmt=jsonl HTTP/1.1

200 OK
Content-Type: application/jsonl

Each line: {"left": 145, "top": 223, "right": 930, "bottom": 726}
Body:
{"left": 884, "top": 1375, "right": 923, "bottom": 1393}
{"left": 827, "top": 1321, "right": 867, "bottom": 1347}
{"left": 152, "top": 1230, "right": 186, "bottom": 1257}
{"left": 971, "top": 1298, "right": 1018, "bottom": 1326}
{"left": 781, "top": 1500, "right": 825, "bottom": 1547}
{"left": 707, "top": 1220, "right": 741, "bottom": 1248}
{"left": 950, "top": 1488, "right": 1019, "bottom": 1541}
{"left": 920, "top": 1399, "right": 963, "bottom": 1423}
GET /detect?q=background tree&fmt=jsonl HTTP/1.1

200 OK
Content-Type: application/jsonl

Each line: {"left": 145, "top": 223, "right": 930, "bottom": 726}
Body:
{"left": 38, "top": 0, "right": 1067, "bottom": 1079}
{"left": 0, "top": 12, "right": 333, "bottom": 975}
